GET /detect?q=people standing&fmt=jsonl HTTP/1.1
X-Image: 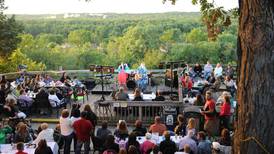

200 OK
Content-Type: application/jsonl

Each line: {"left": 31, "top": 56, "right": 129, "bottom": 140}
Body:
{"left": 73, "top": 111, "right": 93, "bottom": 154}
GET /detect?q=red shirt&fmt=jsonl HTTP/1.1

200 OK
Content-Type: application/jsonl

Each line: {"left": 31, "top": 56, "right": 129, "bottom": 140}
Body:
{"left": 220, "top": 102, "right": 231, "bottom": 116}
{"left": 149, "top": 123, "right": 167, "bottom": 135}
{"left": 16, "top": 151, "right": 28, "bottom": 154}
{"left": 204, "top": 99, "right": 216, "bottom": 120}
{"left": 181, "top": 78, "right": 193, "bottom": 90}
{"left": 73, "top": 118, "right": 93, "bottom": 141}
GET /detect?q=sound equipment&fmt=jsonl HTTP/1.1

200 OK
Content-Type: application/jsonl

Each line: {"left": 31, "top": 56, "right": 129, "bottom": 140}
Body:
{"left": 126, "top": 80, "right": 136, "bottom": 90}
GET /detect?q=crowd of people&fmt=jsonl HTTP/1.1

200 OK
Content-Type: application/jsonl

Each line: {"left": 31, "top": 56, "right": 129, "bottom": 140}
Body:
{"left": 0, "top": 62, "right": 236, "bottom": 154}
{"left": 0, "top": 72, "right": 86, "bottom": 118}
{"left": 0, "top": 102, "right": 232, "bottom": 154}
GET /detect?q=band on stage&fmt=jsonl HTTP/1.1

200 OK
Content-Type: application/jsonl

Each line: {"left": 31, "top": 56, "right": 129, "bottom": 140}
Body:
{"left": 117, "top": 62, "right": 149, "bottom": 92}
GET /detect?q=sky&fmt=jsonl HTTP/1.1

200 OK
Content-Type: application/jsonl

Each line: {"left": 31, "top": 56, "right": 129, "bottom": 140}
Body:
{"left": 4, "top": 0, "right": 238, "bottom": 14}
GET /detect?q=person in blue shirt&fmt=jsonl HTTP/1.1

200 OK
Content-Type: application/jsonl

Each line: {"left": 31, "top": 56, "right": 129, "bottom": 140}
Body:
{"left": 197, "top": 131, "right": 212, "bottom": 154}
{"left": 136, "top": 63, "right": 148, "bottom": 92}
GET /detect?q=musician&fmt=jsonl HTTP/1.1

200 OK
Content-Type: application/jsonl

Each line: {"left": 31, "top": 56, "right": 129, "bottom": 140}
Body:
{"left": 135, "top": 63, "right": 148, "bottom": 92}
{"left": 117, "top": 63, "right": 129, "bottom": 73}
{"left": 117, "top": 63, "right": 128, "bottom": 90}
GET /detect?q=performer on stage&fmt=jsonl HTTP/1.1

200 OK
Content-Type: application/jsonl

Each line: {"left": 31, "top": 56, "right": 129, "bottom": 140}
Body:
{"left": 135, "top": 63, "right": 148, "bottom": 92}
{"left": 117, "top": 63, "right": 129, "bottom": 73}
{"left": 117, "top": 63, "right": 128, "bottom": 90}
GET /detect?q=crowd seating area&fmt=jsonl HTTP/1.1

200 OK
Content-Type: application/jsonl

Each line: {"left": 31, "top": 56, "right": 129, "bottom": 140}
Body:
{"left": 0, "top": 62, "right": 236, "bottom": 154}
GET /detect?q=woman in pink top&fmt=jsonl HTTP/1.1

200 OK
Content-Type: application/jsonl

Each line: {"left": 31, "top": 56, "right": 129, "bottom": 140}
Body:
{"left": 219, "top": 95, "right": 231, "bottom": 130}
{"left": 140, "top": 133, "right": 155, "bottom": 154}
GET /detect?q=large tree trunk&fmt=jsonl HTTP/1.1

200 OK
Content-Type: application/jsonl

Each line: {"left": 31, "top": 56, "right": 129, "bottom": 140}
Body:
{"left": 234, "top": 0, "right": 274, "bottom": 153}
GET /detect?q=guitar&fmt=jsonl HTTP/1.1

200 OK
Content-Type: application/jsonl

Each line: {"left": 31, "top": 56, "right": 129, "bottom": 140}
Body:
{"left": 135, "top": 73, "right": 142, "bottom": 81}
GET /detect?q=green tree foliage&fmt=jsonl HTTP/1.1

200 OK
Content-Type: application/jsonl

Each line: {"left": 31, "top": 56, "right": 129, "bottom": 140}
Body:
{"left": 185, "top": 28, "right": 207, "bottom": 43}
{"left": 0, "top": 1, "right": 23, "bottom": 56}
{"left": 0, "top": 49, "right": 45, "bottom": 73}
{"left": 68, "top": 29, "right": 92, "bottom": 46}
{"left": 1, "top": 12, "right": 237, "bottom": 72}
{"left": 164, "top": 0, "right": 238, "bottom": 41}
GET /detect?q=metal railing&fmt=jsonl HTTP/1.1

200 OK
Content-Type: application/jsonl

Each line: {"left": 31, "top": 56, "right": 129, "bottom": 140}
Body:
{"left": 93, "top": 100, "right": 191, "bottom": 125}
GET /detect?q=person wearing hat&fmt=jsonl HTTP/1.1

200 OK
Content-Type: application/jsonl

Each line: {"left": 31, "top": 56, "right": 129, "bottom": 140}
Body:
{"left": 140, "top": 133, "right": 156, "bottom": 154}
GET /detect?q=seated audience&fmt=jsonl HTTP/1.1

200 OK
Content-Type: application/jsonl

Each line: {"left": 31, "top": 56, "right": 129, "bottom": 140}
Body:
{"left": 119, "top": 148, "right": 127, "bottom": 154}
{"left": 35, "top": 88, "right": 49, "bottom": 110}
{"left": 140, "top": 133, "right": 156, "bottom": 154}
{"left": 182, "top": 144, "right": 191, "bottom": 154}
{"left": 48, "top": 89, "right": 65, "bottom": 107}
{"left": 194, "top": 63, "right": 203, "bottom": 77}
{"left": 96, "top": 121, "right": 112, "bottom": 141}
{"left": 153, "top": 90, "right": 165, "bottom": 101}
{"left": 218, "top": 128, "right": 231, "bottom": 146}
{"left": 115, "top": 87, "right": 129, "bottom": 101}
{"left": 128, "top": 145, "right": 139, "bottom": 154}
{"left": 224, "top": 76, "right": 236, "bottom": 96}
{"left": 0, "top": 123, "right": 12, "bottom": 144}
{"left": 16, "top": 142, "right": 27, "bottom": 154}
{"left": 206, "top": 72, "right": 216, "bottom": 85}
{"left": 133, "top": 88, "right": 143, "bottom": 101}
{"left": 214, "top": 63, "right": 223, "bottom": 78}
{"left": 72, "top": 76, "right": 82, "bottom": 87}
{"left": 4, "top": 99, "right": 23, "bottom": 118}
{"left": 225, "top": 64, "right": 234, "bottom": 79}
{"left": 132, "top": 120, "right": 147, "bottom": 136}
{"left": 197, "top": 131, "right": 211, "bottom": 154}
{"left": 0, "top": 84, "right": 7, "bottom": 109}
{"left": 60, "top": 72, "right": 71, "bottom": 83}
{"left": 18, "top": 89, "right": 33, "bottom": 107}
{"left": 114, "top": 120, "right": 129, "bottom": 140}
{"left": 186, "top": 118, "right": 196, "bottom": 135}
{"left": 43, "top": 74, "right": 53, "bottom": 85}
{"left": 72, "top": 111, "right": 93, "bottom": 154}
{"left": 33, "top": 123, "right": 54, "bottom": 144}
{"left": 182, "top": 75, "right": 193, "bottom": 96}
{"left": 204, "top": 61, "right": 213, "bottom": 79}
{"left": 14, "top": 123, "right": 32, "bottom": 143}
{"left": 103, "top": 134, "right": 120, "bottom": 153}
{"left": 159, "top": 131, "right": 177, "bottom": 154}
{"left": 126, "top": 132, "right": 141, "bottom": 153}
{"left": 179, "top": 130, "right": 197, "bottom": 154}
{"left": 0, "top": 75, "right": 7, "bottom": 84}
{"left": 174, "top": 114, "right": 187, "bottom": 136}
{"left": 149, "top": 116, "right": 167, "bottom": 136}
{"left": 34, "top": 139, "right": 53, "bottom": 154}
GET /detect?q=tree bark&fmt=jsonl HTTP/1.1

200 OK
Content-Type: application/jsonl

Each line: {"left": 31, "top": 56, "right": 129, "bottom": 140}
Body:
{"left": 234, "top": 0, "right": 274, "bottom": 153}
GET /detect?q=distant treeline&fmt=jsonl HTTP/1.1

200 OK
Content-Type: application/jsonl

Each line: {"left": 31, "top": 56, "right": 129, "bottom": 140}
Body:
{"left": 1, "top": 12, "right": 237, "bottom": 73}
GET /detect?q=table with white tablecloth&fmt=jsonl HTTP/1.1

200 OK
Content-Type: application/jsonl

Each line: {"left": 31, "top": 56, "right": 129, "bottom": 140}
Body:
{"left": 136, "top": 135, "right": 182, "bottom": 146}
{"left": 128, "top": 93, "right": 156, "bottom": 101}
{"left": 0, "top": 142, "right": 58, "bottom": 154}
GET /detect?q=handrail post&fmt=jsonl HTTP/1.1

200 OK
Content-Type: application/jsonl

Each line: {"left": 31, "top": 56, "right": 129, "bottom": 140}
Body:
{"left": 139, "top": 105, "right": 142, "bottom": 120}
